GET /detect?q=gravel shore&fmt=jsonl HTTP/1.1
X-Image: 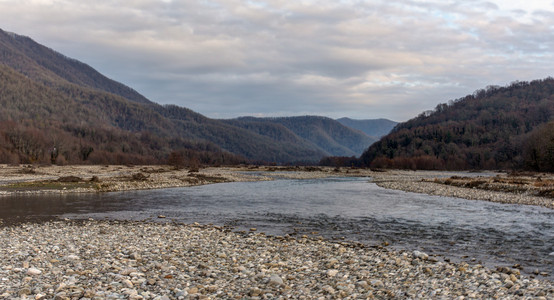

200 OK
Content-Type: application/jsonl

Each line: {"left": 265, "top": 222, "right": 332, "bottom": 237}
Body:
{"left": 1, "top": 221, "right": 552, "bottom": 299}
{"left": 370, "top": 170, "right": 554, "bottom": 209}
{"left": 1, "top": 165, "right": 552, "bottom": 209}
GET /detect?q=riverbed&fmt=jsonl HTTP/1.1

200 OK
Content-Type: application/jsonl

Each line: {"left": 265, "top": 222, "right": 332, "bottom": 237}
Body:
{"left": 2, "top": 176, "right": 552, "bottom": 280}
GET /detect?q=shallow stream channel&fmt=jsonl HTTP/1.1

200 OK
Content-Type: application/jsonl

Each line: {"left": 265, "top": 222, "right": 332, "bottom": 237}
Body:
{"left": 1, "top": 176, "right": 552, "bottom": 278}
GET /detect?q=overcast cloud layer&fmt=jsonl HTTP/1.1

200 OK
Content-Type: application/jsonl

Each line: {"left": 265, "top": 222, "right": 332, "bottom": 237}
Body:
{"left": 1, "top": 0, "right": 553, "bottom": 121}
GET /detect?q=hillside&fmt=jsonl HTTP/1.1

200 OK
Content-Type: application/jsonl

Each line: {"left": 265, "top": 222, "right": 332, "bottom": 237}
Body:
{"left": 226, "top": 116, "right": 376, "bottom": 157}
{"left": 336, "top": 118, "right": 397, "bottom": 138}
{"left": 0, "top": 29, "right": 372, "bottom": 165}
{"left": 0, "top": 30, "right": 150, "bottom": 104}
{"left": 359, "top": 79, "right": 554, "bottom": 171}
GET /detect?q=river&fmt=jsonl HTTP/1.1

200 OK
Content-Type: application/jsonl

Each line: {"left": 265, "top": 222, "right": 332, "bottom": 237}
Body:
{"left": 1, "top": 177, "right": 552, "bottom": 277}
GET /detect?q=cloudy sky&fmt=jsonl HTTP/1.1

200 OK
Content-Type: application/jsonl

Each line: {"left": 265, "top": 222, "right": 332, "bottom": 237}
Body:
{"left": 1, "top": 0, "right": 553, "bottom": 121}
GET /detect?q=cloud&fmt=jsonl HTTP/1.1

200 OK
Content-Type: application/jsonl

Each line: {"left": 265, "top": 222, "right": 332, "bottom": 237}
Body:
{"left": 0, "top": 0, "right": 553, "bottom": 121}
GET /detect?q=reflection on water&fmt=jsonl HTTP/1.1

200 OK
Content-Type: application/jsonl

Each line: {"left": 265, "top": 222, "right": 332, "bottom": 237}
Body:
{"left": 1, "top": 177, "right": 553, "bottom": 277}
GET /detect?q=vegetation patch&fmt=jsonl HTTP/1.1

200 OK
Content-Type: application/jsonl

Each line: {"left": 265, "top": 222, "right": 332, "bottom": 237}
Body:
{"left": 0, "top": 180, "right": 97, "bottom": 192}
{"left": 190, "top": 174, "right": 228, "bottom": 183}
{"left": 433, "top": 174, "right": 554, "bottom": 199}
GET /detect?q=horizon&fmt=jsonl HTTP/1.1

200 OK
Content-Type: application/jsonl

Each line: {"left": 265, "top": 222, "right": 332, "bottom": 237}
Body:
{"left": 1, "top": 0, "right": 553, "bottom": 122}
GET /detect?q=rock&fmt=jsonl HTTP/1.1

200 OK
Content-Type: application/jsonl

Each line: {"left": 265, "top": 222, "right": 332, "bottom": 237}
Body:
{"left": 322, "top": 285, "right": 336, "bottom": 294}
{"left": 413, "top": 250, "right": 429, "bottom": 260}
{"left": 65, "top": 254, "right": 80, "bottom": 260}
{"left": 357, "top": 280, "right": 369, "bottom": 289}
{"left": 123, "top": 279, "right": 133, "bottom": 288}
{"left": 327, "top": 258, "right": 339, "bottom": 267}
{"left": 35, "top": 293, "right": 47, "bottom": 300}
{"left": 18, "top": 288, "right": 32, "bottom": 296}
{"left": 54, "top": 293, "right": 69, "bottom": 300}
{"left": 327, "top": 269, "right": 339, "bottom": 277}
{"left": 26, "top": 268, "right": 41, "bottom": 275}
{"left": 370, "top": 279, "right": 384, "bottom": 287}
{"left": 504, "top": 280, "right": 514, "bottom": 288}
{"left": 268, "top": 274, "right": 284, "bottom": 286}
{"left": 249, "top": 287, "right": 262, "bottom": 296}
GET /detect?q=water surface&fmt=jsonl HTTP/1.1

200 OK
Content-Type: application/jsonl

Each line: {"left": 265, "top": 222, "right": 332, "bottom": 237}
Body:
{"left": 1, "top": 177, "right": 552, "bottom": 277}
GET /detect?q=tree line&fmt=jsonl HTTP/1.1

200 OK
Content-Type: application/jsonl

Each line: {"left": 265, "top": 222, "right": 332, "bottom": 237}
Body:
{"left": 322, "top": 78, "right": 554, "bottom": 172}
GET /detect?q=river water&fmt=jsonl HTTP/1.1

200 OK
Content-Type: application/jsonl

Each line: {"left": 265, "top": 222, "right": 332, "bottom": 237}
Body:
{"left": 1, "top": 177, "right": 552, "bottom": 277}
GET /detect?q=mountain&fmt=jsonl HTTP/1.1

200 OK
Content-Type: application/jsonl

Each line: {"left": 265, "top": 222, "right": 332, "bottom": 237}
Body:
{"left": 0, "top": 29, "right": 375, "bottom": 165}
{"left": 0, "top": 30, "right": 151, "bottom": 104}
{"left": 359, "top": 79, "right": 554, "bottom": 171}
{"left": 225, "top": 116, "right": 376, "bottom": 157}
{"left": 336, "top": 118, "right": 397, "bottom": 138}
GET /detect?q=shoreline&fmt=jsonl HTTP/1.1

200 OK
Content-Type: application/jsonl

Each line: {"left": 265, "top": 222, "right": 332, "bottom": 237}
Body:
{"left": 0, "top": 220, "right": 551, "bottom": 299}
{"left": 0, "top": 166, "right": 552, "bottom": 298}
{"left": 0, "top": 164, "right": 552, "bottom": 209}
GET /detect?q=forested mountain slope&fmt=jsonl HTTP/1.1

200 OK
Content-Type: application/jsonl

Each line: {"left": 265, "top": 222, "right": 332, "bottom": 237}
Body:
{"left": 0, "top": 29, "right": 373, "bottom": 164}
{"left": 359, "top": 79, "right": 554, "bottom": 171}
{"left": 0, "top": 29, "right": 151, "bottom": 104}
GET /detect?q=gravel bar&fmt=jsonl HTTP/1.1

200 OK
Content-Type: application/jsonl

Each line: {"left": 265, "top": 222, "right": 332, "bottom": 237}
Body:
{"left": 1, "top": 221, "right": 552, "bottom": 299}
{"left": 370, "top": 170, "right": 554, "bottom": 209}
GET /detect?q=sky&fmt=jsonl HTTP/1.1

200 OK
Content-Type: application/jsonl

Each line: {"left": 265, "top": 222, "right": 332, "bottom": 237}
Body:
{"left": 0, "top": 0, "right": 553, "bottom": 121}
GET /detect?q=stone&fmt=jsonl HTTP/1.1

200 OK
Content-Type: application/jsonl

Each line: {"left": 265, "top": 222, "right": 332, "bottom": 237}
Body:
{"left": 370, "top": 279, "right": 384, "bottom": 287}
{"left": 322, "top": 285, "right": 336, "bottom": 294}
{"left": 26, "top": 268, "right": 42, "bottom": 275}
{"left": 327, "top": 269, "right": 339, "bottom": 277}
{"left": 412, "top": 250, "right": 429, "bottom": 260}
{"left": 504, "top": 280, "right": 514, "bottom": 289}
{"left": 249, "top": 287, "right": 262, "bottom": 296}
{"left": 18, "top": 288, "right": 32, "bottom": 296}
{"left": 268, "top": 274, "right": 284, "bottom": 286}
{"left": 123, "top": 279, "right": 133, "bottom": 288}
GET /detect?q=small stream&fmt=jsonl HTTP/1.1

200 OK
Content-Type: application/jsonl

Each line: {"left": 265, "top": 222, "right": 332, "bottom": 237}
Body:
{"left": 1, "top": 177, "right": 552, "bottom": 278}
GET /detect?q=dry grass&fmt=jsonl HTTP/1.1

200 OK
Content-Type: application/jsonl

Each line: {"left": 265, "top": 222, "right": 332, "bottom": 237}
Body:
{"left": 434, "top": 173, "right": 554, "bottom": 199}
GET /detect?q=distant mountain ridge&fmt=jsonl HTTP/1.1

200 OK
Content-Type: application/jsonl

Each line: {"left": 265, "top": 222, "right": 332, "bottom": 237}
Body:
{"left": 226, "top": 116, "right": 376, "bottom": 157}
{"left": 0, "top": 28, "right": 378, "bottom": 165}
{"left": 336, "top": 118, "right": 397, "bottom": 138}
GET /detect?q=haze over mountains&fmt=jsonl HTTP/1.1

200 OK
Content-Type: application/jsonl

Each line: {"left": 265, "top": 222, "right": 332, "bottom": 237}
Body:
{"left": 0, "top": 29, "right": 390, "bottom": 165}
{"left": 336, "top": 118, "right": 398, "bottom": 139}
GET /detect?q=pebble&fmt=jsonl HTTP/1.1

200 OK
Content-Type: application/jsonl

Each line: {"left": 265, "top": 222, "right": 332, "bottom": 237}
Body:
{"left": 0, "top": 220, "right": 551, "bottom": 299}
{"left": 413, "top": 250, "right": 429, "bottom": 260}
{"left": 26, "top": 268, "right": 42, "bottom": 276}
{"left": 268, "top": 274, "right": 284, "bottom": 286}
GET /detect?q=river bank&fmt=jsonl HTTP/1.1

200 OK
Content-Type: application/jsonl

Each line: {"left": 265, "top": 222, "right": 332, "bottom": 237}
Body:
{"left": 369, "top": 170, "right": 554, "bottom": 209}
{"left": 0, "top": 220, "right": 551, "bottom": 299}
{"left": 1, "top": 164, "right": 552, "bottom": 209}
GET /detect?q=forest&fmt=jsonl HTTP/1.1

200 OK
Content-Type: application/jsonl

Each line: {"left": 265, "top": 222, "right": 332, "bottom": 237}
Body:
{"left": 0, "top": 28, "right": 374, "bottom": 165}
{"left": 3, "top": 28, "right": 553, "bottom": 170}
{"left": 356, "top": 78, "right": 554, "bottom": 172}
